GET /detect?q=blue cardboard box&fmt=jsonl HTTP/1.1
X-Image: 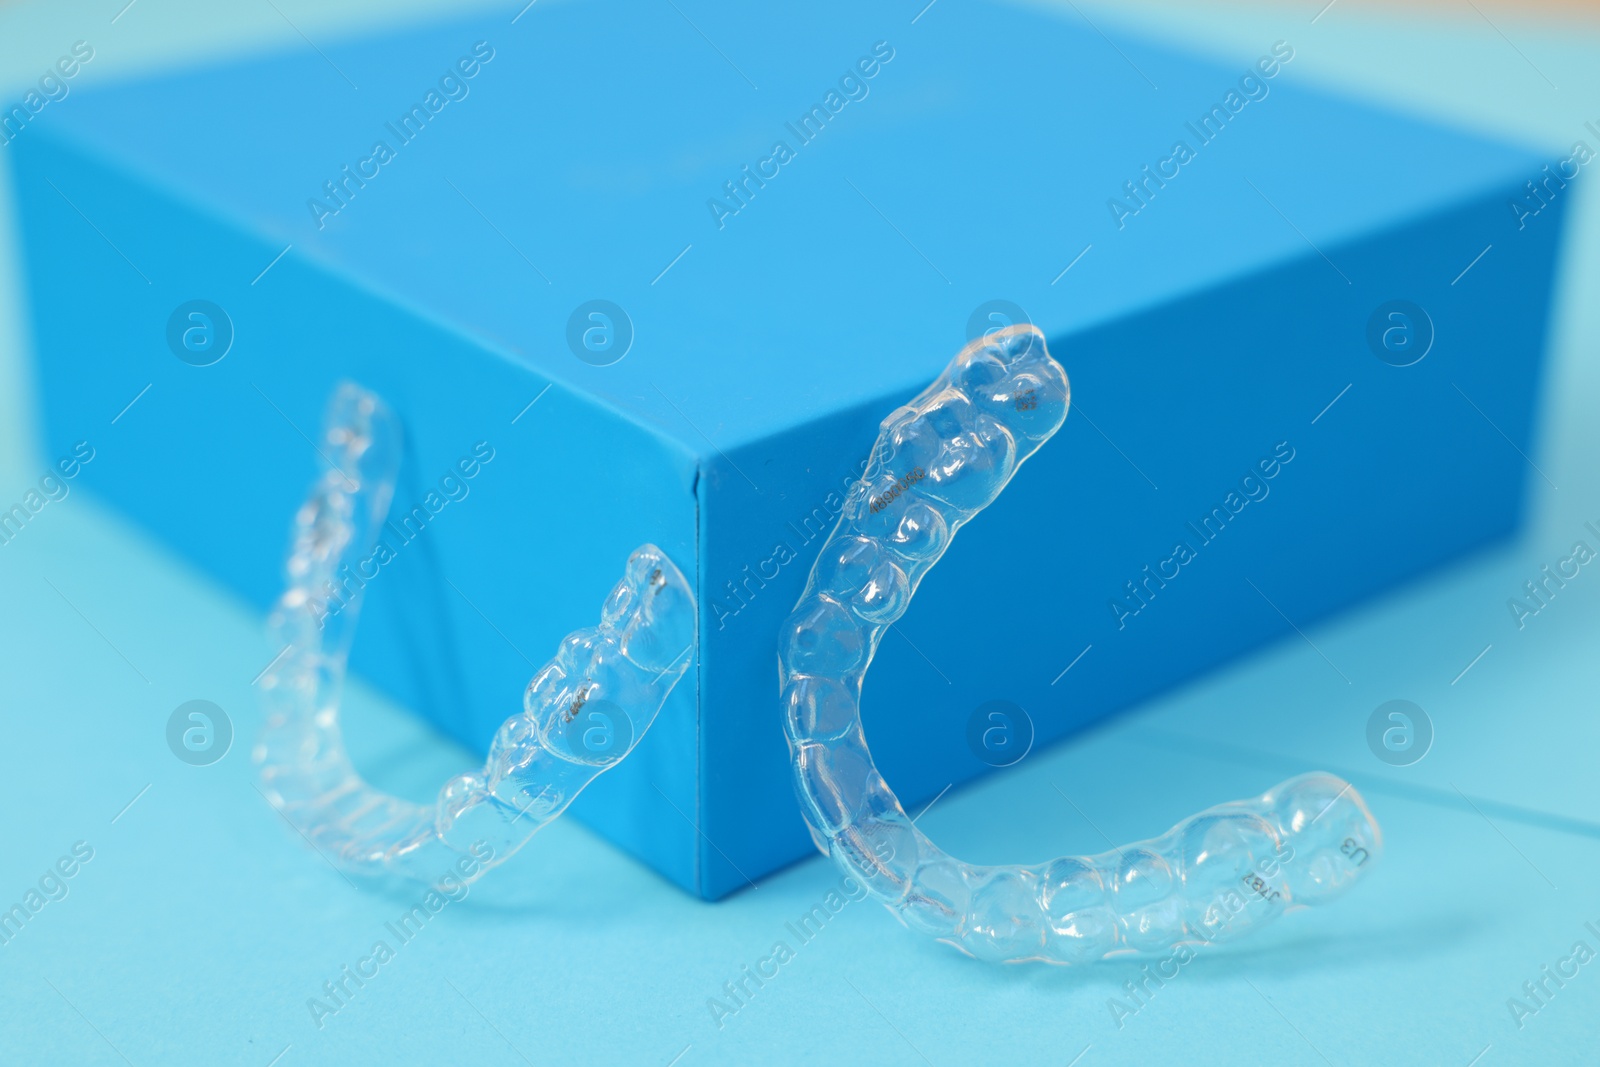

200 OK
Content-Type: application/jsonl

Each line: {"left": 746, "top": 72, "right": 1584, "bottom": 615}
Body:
{"left": 7, "top": 0, "right": 1564, "bottom": 898}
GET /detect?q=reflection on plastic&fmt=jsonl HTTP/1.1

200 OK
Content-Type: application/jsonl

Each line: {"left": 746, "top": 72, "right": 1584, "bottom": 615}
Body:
{"left": 254, "top": 383, "right": 694, "bottom": 884}
{"left": 778, "top": 325, "right": 1383, "bottom": 963}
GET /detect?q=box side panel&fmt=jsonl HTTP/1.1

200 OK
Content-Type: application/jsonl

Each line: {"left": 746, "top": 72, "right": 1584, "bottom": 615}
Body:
{"left": 12, "top": 132, "right": 704, "bottom": 894}
{"left": 700, "top": 181, "right": 1561, "bottom": 899}
{"left": 697, "top": 427, "right": 884, "bottom": 896}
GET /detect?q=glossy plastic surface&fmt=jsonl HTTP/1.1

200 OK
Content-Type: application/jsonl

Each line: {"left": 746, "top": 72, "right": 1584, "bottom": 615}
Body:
{"left": 255, "top": 384, "right": 696, "bottom": 883}
{"left": 778, "top": 325, "right": 1382, "bottom": 962}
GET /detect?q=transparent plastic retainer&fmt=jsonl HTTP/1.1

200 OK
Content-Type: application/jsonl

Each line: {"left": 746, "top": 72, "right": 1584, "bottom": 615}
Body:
{"left": 255, "top": 384, "right": 696, "bottom": 885}
{"left": 778, "top": 325, "right": 1382, "bottom": 963}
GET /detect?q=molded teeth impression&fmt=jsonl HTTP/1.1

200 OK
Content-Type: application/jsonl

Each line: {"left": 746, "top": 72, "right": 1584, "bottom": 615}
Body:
{"left": 255, "top": 383, "right": 696, "bottom": 884}
{"left": 779, "top": 325, "right": 1382, "bottom": 963}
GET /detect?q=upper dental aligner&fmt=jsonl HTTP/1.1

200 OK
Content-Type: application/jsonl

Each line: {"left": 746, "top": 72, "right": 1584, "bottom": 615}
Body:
{"left": 255, "top": 384, "right": 696, "bottom": 885}
{"left": 778, "top": 325, "right": 1382, "bottom": 964}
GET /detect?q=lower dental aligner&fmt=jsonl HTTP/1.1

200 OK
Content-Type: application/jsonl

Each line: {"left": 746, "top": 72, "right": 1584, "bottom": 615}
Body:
{"left": 778, "top": 325, "right": 1382, "bottom": 963}
{"left": 255, "top": 384, "right": 695, "bottom": 884}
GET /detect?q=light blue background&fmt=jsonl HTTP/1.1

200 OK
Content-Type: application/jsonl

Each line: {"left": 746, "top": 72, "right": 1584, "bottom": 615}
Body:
{"left": 1, "top": 1, "right": 1598, "bottom": 1064}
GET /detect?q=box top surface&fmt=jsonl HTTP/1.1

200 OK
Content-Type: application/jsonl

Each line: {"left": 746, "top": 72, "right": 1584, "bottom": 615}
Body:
{"left": 29, "top": 0, "right": 1536, "bottom": 452}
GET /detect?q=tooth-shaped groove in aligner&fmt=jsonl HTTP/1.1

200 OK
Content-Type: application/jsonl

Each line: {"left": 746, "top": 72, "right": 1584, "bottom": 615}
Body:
{"left": 254, "top": 383, "right": 697, "bottom": 885}
{"left": 778, "top": 325, "right": 1383, "bottom": 964}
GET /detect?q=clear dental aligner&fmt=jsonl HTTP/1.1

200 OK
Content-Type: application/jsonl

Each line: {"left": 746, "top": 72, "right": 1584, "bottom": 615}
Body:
{"left": 778, "top": 325, "right": 1382, "bottom": 963}
{"left": 255, "top": 383, "right": 696, "bottom": 884}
